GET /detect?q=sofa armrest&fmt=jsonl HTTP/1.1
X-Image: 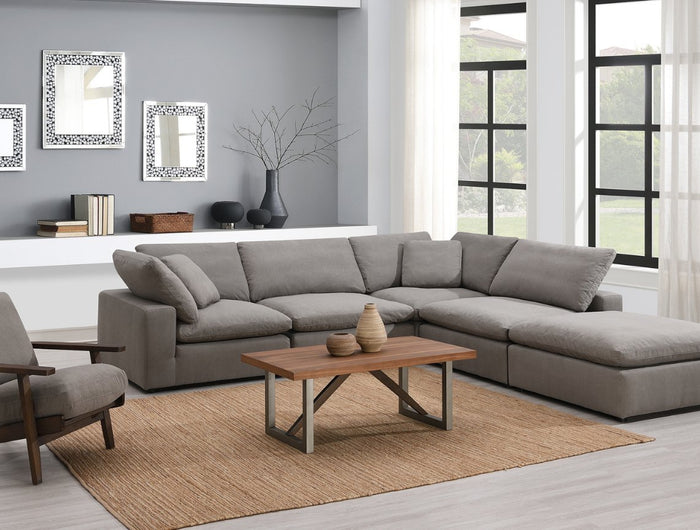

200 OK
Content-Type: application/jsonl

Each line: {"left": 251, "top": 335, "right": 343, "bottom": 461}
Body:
{"left": 98, "top": 289, "right": 177, "bottom": 390}
{"left": 586, "top": 290, "right": 623, "bottom": 312}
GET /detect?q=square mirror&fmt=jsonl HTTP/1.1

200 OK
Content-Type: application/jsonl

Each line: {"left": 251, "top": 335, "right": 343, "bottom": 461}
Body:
{"left": 0, "top": 104, "right": 26, "bottom": 171}
{"left": 43, "top": 50, "right": 125, "bottom": 149}
{"left": 143, "top": 101, "right": 207, "bottom": 181}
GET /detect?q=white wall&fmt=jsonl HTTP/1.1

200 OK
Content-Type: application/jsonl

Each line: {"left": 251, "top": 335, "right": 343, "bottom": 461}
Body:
{"left": 337, "top": 0, "right": 400, "bottom": 234}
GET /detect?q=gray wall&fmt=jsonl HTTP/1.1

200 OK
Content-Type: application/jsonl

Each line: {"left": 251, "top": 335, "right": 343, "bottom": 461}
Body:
{"left": 0, "top": 0, "right": 340, "bottom": 236}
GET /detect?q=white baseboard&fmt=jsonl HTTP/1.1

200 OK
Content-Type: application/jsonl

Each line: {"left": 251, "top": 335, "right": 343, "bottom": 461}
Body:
{"left": 28, "top": 326, "right": 97, "bottom": 342}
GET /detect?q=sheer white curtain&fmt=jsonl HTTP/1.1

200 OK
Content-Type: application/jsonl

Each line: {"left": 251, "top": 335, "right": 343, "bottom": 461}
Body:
{"left": 658, "top": 0, "right": 700, "bottom": 321}
{"left": 402, "top": 0, "right": 460, "bottom": 239}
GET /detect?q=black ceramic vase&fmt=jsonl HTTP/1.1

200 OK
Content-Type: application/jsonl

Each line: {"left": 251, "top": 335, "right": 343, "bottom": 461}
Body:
{"left": 210, "top": 201, "right": 244, "bottom": 229}
{"left": 260, "top": 169, "right": 288, "bottom": 229}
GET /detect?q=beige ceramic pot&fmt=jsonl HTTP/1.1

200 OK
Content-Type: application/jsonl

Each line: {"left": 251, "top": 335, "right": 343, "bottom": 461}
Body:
{"left": 355, "top": 303, "right": 387, "bottom": 353}
{"left": 326, "top": 332, "right": 358, "bottom": 357}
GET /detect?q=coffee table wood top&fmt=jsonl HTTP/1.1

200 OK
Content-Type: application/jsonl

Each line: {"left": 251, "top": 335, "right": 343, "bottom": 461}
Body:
{"left": 241, "top": 336, "right": 476, "bottom": 381}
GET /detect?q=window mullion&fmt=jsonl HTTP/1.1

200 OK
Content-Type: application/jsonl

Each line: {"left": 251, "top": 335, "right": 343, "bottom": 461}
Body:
{"left": 487, "top": 68, "right": 494, "bottom": 235}
{"left": 644, "top": 63, "right": 654, "bottom": 258}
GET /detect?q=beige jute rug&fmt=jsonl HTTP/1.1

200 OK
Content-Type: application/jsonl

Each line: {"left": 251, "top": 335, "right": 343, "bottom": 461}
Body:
{"left": 48, "top": 368, "right": 652, "bottom": 529}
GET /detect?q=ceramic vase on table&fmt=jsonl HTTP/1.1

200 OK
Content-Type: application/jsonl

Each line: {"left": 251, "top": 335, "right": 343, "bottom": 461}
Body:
{"left": 355, "top": 303, "right": 387, "bottom": 353}
{"left": 326, "top": 332, "right": 358, "bottom": 357}
{"left": 260, "top": 169, "right": 288, "bottom": 228}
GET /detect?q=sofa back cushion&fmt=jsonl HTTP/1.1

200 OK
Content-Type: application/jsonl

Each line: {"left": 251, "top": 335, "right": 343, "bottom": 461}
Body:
{"left": 451, "top": 232, "right": 518, "bottom": 294}
{"left": 349, "top": 232, "right": 431, "bottom": 292}
{"left": 401, "top": 240, "right": 462, "bottom": 288}
{"left": 489, "top": 239, "right": 616, "bottom": 312}
{"left": 238, "top": 238, "right": 367, "bottom": 302}
{"left": 112, "top": 250, "right": 199, "bottom": 323}
{"left": 136, "top": 243, "right": 249, "bottom": 301}
{"left": 160, "top": 254, "right": 221, "bottom": 309}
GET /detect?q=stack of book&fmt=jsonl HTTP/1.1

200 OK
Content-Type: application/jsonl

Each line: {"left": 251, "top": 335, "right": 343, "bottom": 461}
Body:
{"left": 37, "top": 219, "right": 88, "bottom": 238}
{"left": 71, "top": 194, "right": 115, "bottom": 236}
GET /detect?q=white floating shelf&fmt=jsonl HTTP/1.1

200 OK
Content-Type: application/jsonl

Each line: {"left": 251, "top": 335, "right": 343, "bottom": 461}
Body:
{"left": 101, "top": 0, "right": 361, "bottom": 7}
{"left": 0, "top": 225, "right": 377, "bottom": 269}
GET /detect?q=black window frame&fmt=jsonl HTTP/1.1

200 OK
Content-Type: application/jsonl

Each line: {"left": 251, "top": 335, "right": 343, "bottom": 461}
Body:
{"left": 459, "top": 2, "right": 527, "bottom": 236}
{"left": 588, "top": 0, "right": 660, "bottom": 268}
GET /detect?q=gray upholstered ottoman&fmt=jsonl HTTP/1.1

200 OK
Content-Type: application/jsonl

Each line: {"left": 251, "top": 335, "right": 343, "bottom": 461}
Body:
{"left": 507, "top": 312, "right": 700, "bottom": 420}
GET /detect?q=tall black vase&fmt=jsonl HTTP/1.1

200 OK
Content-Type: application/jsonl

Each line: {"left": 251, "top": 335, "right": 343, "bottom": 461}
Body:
{"left": 259, "top": 169, "right": 288, "bottom": 229}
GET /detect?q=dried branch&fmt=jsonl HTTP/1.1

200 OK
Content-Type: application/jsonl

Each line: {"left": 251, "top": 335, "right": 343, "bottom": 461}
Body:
{"left": 224, "top": 88, "right": 357, "bottom": 171}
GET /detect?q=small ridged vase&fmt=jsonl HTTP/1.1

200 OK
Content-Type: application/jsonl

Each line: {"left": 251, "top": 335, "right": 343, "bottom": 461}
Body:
{"left": 355, "top": 303, "right": 387, "bottom": 353}
{"left": 326, "top": 332, "right": 358, "bottom": 357}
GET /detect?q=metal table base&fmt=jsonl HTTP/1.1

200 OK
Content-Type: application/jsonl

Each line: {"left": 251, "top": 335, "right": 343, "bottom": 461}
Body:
{"left": 263, "top": 362, "right": 454, "bottom": 454}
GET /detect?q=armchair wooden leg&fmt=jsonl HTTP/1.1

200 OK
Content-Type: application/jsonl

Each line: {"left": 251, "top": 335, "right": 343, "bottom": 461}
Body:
{"left": 17, "top": 374, "right": 42, "bottom": 485}
{"left": 101, "top": 409, "right": 115, "bottom": 449}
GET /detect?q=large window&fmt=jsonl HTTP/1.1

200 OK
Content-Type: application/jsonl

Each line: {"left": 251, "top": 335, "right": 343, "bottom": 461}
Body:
{"left": 589, "top": 0, "right": 661, "bottom": 267}
{"left": 459, "top": 3, "right": 526, "bottom": 237}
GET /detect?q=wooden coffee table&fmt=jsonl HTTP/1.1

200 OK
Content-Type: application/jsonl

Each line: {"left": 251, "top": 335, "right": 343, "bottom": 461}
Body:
{"left": 241, "top": 336, "right": 476, "bottom": 453}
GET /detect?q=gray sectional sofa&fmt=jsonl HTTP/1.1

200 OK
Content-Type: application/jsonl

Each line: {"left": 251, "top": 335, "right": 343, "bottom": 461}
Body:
{"left": 98, "top": 231, "right": 700, "bottom": 420}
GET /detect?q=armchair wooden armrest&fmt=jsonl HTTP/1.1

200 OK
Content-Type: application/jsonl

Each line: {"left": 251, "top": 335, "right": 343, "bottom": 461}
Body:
{"left": 31, "top": 341, "right": 125, "bottom": 364}
{"left": 0, "top": 363, "right": 55, "bottom": 376}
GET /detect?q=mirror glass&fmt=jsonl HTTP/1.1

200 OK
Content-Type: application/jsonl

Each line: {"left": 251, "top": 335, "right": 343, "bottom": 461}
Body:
{"left": 0, "top": 119, "right": 12, "bottom": 156}
{"left": 43, "top": 50, "right": 124, "bottom": 149}
{"left": 55, "top": 64, "right": 114, "bottom": 135}
{"left": 0, "top": 105, "right": 26, "bottom": 171}
{"left": 155, "top": 115, "right": 198, "bottom": 167}
{"left": 143, "top": 101, "right": 207, "bottom": 181}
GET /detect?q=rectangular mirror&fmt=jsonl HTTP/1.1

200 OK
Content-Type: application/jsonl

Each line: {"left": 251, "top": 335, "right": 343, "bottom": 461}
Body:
{"left": 143, "top": 101, "right": 207, "bottom": 181}
{"left": 0, "top": 104, "right": 26, "bottom": 171}
{"left": 43, "top": 50, "right": 125, "bottom": 149}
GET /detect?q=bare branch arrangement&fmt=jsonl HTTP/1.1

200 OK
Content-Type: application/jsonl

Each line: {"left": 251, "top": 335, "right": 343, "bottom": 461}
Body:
{"left": 224, "top": 88, "right": 355, "bottom": 171}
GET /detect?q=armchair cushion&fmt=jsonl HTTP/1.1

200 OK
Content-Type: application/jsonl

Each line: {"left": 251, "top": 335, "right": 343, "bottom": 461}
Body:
{"left": 0, "top": 293, "right": 38, "bottom": 386}
{"left": 401, "top": 240, "right": 462, "bottom": 288}
{"left": 0, "top": 364, "right": 128, "bottom": 426}
{"left": 161, "top": 254, "right": 220, "bottom": 309}
{"left": 112, "top": 250, "right": 199, "bottom": 323}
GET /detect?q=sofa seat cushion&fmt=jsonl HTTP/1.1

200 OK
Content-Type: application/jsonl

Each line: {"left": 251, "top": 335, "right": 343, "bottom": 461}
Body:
{"left": 509, "top": 311, "right": 700, "bottom": 368}
{"left": 0, "top": 364, "right": 127, "bottom": 426}
{"left": 489, "top": 239, "right": 616, "bottom": 312}
{"left": 420, "top": 297, "right": 573, "bottom": 342}
{"left": 258, "top": 293, "right": 414, "bottom": 332}
{"left": 372, "top": 287, "right": 486, "bottom": 317}
{"left": 176, "top": 300, "right": 292, "bottom": 343}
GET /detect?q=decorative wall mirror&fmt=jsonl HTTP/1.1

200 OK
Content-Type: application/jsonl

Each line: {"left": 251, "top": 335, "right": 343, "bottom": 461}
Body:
{"left": 0, "top": 104, "right": 26, "bottom": 171}
{"left": 43, "top": 50, "right": 125, "bottom": 149}
{"left": 143, "top": 101, "right": 207, "bottom": 181}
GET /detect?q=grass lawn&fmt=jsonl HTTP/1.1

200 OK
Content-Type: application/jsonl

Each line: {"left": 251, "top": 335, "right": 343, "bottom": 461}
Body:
{"left": 459, "top": 204, "right": 659, "bottom": 257}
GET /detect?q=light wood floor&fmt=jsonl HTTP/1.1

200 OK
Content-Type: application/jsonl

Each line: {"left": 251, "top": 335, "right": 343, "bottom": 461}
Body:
{"left": 2, "top": 342, "right": 700, "bottom": 529}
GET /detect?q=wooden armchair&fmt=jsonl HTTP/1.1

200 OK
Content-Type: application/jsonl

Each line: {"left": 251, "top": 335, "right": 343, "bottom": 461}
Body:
{"left": 0, "top": 293, "right": 128, "bottom": 484}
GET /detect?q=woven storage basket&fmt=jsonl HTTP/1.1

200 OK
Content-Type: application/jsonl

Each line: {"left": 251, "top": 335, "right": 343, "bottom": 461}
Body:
{"left": 130, "top": 212, "right": 194, "bottom": 233}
